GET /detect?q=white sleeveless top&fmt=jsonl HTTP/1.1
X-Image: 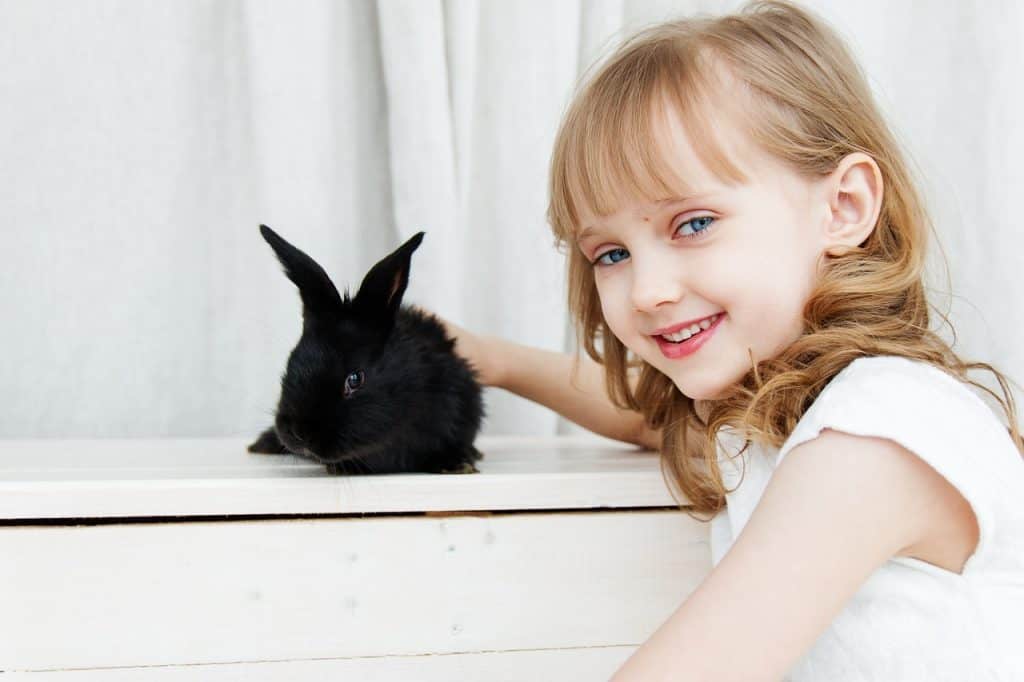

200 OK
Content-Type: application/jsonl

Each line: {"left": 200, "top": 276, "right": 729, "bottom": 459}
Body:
{"left": 708, "top": 355, "right": 1024, "bottom": 681}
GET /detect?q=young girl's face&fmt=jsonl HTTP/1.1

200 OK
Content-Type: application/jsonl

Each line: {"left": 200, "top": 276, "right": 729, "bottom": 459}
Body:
{"left": 576, "top": 105, "right": 832, "bottom": 400}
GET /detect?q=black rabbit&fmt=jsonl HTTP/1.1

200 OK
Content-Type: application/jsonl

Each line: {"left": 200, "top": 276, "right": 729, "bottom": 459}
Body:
{"left": 248, "top": 224, "right": 485, "bottom": 475}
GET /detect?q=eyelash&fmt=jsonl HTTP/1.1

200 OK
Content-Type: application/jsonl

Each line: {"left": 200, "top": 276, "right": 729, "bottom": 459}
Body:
{"left": 591, "top": 215, "right": 717, "bottom": 267}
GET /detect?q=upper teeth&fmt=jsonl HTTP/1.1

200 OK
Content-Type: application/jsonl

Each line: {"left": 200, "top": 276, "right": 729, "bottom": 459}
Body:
{"left": 660, "top": 314, "right": 720, "bottom": 342}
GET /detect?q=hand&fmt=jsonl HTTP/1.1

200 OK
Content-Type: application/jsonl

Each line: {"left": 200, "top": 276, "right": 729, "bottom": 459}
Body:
{"left": 428, "top": 311, "right": 501, "bottom": 387}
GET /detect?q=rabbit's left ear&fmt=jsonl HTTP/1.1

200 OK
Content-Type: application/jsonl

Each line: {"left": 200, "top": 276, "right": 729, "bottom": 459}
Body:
{"left": 260, "top": 224, "right": 344, "bottom": 323}
{"left": 353, "top": 231, "right": 425, "bottom": 322}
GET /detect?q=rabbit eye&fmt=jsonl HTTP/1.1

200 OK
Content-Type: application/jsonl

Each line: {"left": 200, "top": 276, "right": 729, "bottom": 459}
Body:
{"left": 344, "top": 370, "right": 365, "bottom": 397}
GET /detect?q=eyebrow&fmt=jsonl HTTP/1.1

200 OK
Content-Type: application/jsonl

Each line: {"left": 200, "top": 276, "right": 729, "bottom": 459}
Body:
{"left": 575, "top": 193, "right": 715, "bottom": 243}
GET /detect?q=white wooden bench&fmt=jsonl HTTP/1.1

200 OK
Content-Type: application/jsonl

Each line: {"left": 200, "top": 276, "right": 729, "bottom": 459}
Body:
{"left": 0, "top": 435, "right": 711, "bottom": 680}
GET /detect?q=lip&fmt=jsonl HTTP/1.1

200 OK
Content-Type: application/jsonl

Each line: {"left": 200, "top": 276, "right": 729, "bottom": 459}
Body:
{"left": 649, "top": 312, "right": 724, "bottom": 336}
{"left": 652, "top": 313, "right": 725, "bottom": 359}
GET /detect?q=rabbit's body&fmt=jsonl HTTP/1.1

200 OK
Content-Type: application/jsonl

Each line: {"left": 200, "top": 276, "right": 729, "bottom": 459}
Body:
{"left": 248, "top": 225, "right": 485, "bottom": 475}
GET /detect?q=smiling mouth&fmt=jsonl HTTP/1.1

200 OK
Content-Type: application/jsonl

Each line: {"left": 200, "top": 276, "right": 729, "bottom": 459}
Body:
{"left": 651, "top": 313, "right": 723, "bottom": 342}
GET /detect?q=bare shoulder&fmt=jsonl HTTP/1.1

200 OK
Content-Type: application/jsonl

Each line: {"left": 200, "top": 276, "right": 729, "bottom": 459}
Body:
{"left": 785, "top": 429, "right": 979, "bottom": 574}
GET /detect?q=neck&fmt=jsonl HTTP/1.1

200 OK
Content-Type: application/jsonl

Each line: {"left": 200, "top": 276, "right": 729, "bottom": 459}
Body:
{"left": 694, "top": 399, "right": 713, "bottom": 424}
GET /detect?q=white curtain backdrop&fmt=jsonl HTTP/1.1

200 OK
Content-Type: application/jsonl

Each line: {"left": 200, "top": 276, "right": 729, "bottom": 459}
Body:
{"left": 1, "top": 0, "right": 1021, "bottom": 439}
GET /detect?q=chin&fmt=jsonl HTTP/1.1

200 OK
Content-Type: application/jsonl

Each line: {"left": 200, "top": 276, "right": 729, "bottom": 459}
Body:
{"left": 667, "top": 368, "right": 739, "bottom": 402}
{"left": 678, "top": 385, "right": 725, "bottom": 401}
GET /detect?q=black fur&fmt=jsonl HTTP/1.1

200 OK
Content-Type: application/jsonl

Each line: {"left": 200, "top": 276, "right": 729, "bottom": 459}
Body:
{"left": 248, "top": 225, "right": 485, "bottom": 475}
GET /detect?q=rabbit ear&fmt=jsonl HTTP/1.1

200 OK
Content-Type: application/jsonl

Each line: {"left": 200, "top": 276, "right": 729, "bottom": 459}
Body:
{"left": 260, "top": 224, "right": 344, "bottom": 321}
{"left": 353, "top": 231, "right": 425, "bottom": 322}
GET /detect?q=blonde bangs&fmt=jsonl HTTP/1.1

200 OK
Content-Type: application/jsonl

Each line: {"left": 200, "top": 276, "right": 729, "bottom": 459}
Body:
{"left": 549, "top": 38, "right": 749, "bottom": 250}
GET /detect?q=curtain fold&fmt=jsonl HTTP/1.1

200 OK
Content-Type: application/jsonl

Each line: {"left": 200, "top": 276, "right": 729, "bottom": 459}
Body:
{"left": 376, "top": 0, "right": 461, "bottom": 319}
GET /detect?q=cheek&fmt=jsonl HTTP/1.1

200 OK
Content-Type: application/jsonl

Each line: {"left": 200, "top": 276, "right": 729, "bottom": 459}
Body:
{"left": 733, "top": 247, "right": 818, "bottom": 348}
{"left": 704, "top": 236, "right": 794, "bottom": 305}
{"left": 595, "top": 279, "right": 626, "bottom": 331}
{"left": 594, "top": 276, "right": 641, "bottom": 347}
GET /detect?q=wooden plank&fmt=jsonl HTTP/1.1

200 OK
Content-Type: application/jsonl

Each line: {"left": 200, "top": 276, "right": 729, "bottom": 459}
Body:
{"left": 0, "top": 511, "right": 710, "bottom": 671}
{"left": 3, "top": 645, "right": 637, "bottom": 680}
{"left": 0, "top": 435, "right": 683, "bottom": 519}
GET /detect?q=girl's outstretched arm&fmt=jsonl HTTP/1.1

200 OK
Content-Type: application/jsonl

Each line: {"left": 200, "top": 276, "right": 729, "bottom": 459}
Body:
{"left": 436, "top": 314, "right": 660, "bottom": 449}
{"left": 610, "top": 427, "right": 974, "bottom": 682}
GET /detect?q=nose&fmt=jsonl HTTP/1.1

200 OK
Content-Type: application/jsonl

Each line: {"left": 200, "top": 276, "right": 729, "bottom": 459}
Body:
{"left": 629, "top": 252, "right": 685, "bottom": 313}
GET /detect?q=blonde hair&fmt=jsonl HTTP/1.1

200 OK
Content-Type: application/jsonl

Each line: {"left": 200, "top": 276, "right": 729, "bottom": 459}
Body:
{"left": 547, "top": 0, "right": 1024, "bottom": 519}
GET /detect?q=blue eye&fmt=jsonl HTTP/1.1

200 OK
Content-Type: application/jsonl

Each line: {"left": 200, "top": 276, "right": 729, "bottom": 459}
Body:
{"left": 595, "top": 248, "right": 629, "bottom": 266}
{"left": 592, "top": 215, "right": 716, "bottom": 267}
{"left": 677, "top": 215, "right": 715, "bottom": 237}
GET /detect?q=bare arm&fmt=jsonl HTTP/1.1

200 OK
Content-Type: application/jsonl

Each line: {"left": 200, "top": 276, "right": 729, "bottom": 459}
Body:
{"left": 610, "top": 430, "right": 955, "bottom": 681}
{"left": 436, "top": 314, "right": 660, "bottom": 449}
{"left": 489, "top": 335, "right": 660, "bottom": 449}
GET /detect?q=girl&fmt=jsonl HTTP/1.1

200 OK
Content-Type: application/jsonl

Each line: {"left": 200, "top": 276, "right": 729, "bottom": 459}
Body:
{"left": 441, "top": 1, "right": 1024, "bottom": 679}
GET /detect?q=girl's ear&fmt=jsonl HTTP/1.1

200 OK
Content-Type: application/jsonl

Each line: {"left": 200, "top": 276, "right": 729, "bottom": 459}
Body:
{"left": 821, "top": 152, "right": 884, "bottom": 256}
{"left": 353, "top": 231, "right": 425, "bottom": 321}
{"left": 260, "top": 224, "right": 344, "bottom": 322}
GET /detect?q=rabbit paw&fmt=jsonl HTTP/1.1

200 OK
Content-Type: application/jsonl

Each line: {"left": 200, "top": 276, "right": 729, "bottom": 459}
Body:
{"left": 439, "top": 460, "right": 480, "bottom": 475}
{"left": 247, "top": 427, "right": 289, "bottom": 454}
